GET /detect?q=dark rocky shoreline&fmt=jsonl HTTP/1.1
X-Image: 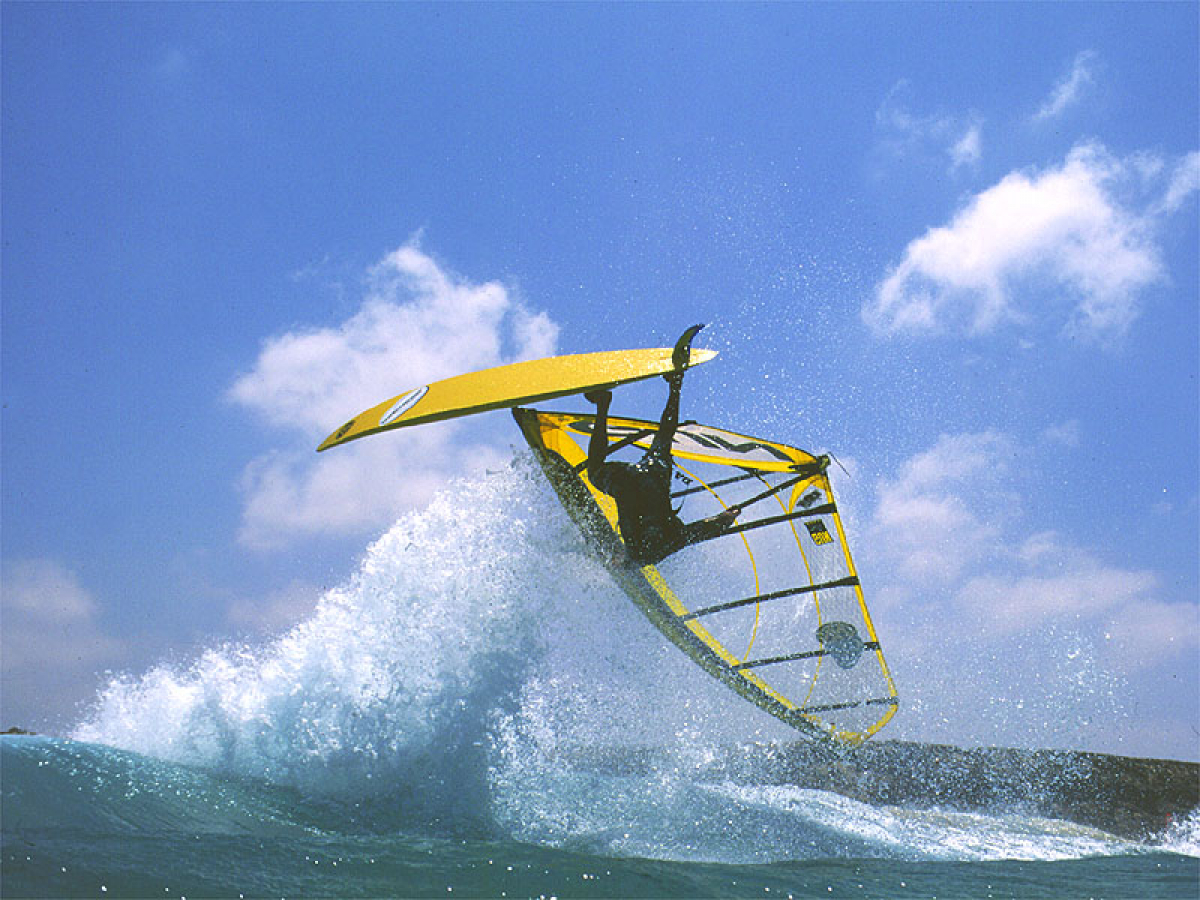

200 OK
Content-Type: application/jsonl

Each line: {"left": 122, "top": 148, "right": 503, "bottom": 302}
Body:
{"left": 566, "top": 739, "right": 1198, "bottom": 841}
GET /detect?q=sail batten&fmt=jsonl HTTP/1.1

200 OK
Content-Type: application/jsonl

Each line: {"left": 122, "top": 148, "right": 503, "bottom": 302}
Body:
{"left": 513, "top": 407, "right": 898, "bottom": 745}
{"left": 684, "top": 575, "right": 862, "bottom": 621}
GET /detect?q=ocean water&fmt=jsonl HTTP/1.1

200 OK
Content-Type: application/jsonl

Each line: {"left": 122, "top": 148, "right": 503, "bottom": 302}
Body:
{"left": 3, "top": 461, "right": 1197, "bottom": 898}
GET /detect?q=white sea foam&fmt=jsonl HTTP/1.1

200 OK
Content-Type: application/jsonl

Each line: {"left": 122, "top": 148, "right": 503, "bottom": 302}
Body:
{"left": 73, "top": 460, "right": 566, "bottom": 798}
{"left": 70, "top": 454, "right": 1179, "bottom": 862}
{"left": 706, "top": 782, "right": 1135, "bottom": 862}
{"left": 1156, "top": 807, "right": 1200, "bottom": 857}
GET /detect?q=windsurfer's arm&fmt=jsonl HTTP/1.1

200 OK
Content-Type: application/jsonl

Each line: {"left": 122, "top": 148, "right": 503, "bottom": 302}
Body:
{"left": 679, "top": 505, "right": 742, "bottom": 550}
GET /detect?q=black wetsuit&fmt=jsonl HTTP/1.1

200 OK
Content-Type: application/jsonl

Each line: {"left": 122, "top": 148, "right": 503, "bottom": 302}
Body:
{"left": 587, "top": 377, "right": 730, "bottom": 565}
{"left": 589, "top": 434, "right": 685, "bottom": 564}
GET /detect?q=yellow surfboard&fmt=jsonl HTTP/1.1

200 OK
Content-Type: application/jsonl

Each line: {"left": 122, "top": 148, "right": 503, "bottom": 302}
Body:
{"left": 317, "top": 345, "right": 717, "bottom": 452}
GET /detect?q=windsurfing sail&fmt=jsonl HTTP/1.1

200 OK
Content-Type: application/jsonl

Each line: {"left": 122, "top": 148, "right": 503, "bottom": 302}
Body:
{"left": 318, "top": 346, "right": 717, "bottom": 452}
{"left": 513, "top": 407, "right": 898, "bottom": 745}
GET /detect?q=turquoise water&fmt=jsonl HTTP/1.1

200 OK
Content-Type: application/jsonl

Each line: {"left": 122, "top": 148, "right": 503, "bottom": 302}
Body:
{"left": 4, "top": 734, "right": 1195, "bottom": 897}
{"left": 4, "top": 463, "right": 1196, "bottom": 898}
{"left": 3, "top": 736, "right": 1196, "bottom": 899}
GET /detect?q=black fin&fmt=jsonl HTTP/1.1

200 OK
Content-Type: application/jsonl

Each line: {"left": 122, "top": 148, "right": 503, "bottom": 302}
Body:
{"left": 671, "top": 323, "right": 706, "bottom": 370}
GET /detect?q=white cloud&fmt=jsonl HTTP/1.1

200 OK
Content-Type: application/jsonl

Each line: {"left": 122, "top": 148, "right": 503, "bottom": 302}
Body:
{"left": 865, "top": 434, "right": 1186, "bottom": 669}
{"left": 228, "top": 242, "right": 559, "bottom": 548}
{"left": 1041, "top": 420, "right": 1081, "bottom": 448}
{"left": 868, "top": 431, "right": 1014, "bottom": 585}
{"left": 225, "top": 579, "right": 320, "bottom": 634}
{"left": 1033, "top": 50, "right": 1098, "bottom": 122}
{"left": 864, "top": 142, "right": 1195, "bottom": 340}
{"left": 862, "top": 432, "right": 1195, "bottom": 751}
{"left": 949, "top": 123, "right": 983, "bottom": 170}
{"left": 957, "top": 550, "right": 1157, "bottom": 637}
{"left": 875, "top": 81, "right": 984, "bottom": 174}
{"left": 1, "top": 559, "right": 128, "bottom": 728}
{"left": 1104, "top": 600, "right": 1200, "bottom": 667}
{"left": 1, "top": 559, "right": 125, "bottom": 670}
{"left": 1153, "top": 151, "right": 1200, "bottom": 217}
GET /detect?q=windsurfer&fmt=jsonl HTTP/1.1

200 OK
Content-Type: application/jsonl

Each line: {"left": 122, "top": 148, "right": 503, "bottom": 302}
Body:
{"left": 584, "top": 326, "right": 741, "bottom": 565}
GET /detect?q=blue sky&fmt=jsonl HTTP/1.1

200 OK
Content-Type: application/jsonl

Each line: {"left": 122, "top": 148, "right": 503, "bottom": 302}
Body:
{"left": 3, "top": 3, "right": 1197, "bottom": 759}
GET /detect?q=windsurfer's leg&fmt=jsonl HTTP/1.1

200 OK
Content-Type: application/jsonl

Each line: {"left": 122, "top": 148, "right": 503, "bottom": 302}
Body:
{"left": 645, "top": 371, "right": 682, "bottom": 468}
{"left": 584, "top": 389, "right": 614, "bottom": 489}
{"left": 645, "top": 324, "right": 702, "bottom": 467}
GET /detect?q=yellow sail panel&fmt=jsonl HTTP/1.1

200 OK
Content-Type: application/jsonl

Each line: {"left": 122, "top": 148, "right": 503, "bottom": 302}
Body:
{"left": 317, "top": 347, "right": 717, "bottom": 451}
{"left": 513, "top": 407, "right": 898, "bottom": 745}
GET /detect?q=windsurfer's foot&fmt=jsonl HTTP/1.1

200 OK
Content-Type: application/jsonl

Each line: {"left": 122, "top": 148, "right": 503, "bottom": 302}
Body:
{"left": 584, "top": 389, "right": 612, "bottom": 406}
